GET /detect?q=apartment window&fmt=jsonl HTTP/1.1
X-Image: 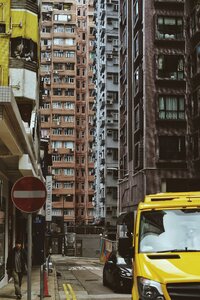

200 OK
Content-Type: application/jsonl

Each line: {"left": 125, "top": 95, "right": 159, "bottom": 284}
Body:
{"left": 65, "top": 26, "right": 75, "bottom": 33}
{"left": 134, "top": 68, "right": 139, "bottom": 95}
{"left": 134, "top": 106, "right": 140, "bottom": 131}
{"left": 192, "top": 44, "right": 200, "bottom": 75}
{"left": 64, "top": 128, "right": 74, "bottom": 135}
{"left": 53, "top": 88, "right": 62, "bottom": 96}
{"left": 53, "top": 182, "right": 62, "bottom": 189}
{"left": 53, "top": 75, "right": 61, "bottom": 83}
{"left": 113, "top": 4, "right": 118, "bottom": 11}
{"left": 53, "top": 50, "right": 64, "bottom": 57}
{"left": 193, "top": 133, "right": 199, "bottom": 159}
{"left": 63, "top": 208, "right": 74, "bottom": 215}
{"left": 53, "top": 38, "right": 64, "bottom": 45}
{"left": 54, "top": 3, "right": 63, "bottom": 10}
{"left": 66, "top": 51, "right": 75, "bottom": 58}
{"left": 134, "top": 143, "right": 140, "bottom": 168}
{"left": 133, "top": 0, "right": 139, "bottom": 24}
{"left": 41, "top": 129, "right": 49, "bottom": 137}
{"left": 65, "top": 89, "right": 74, "bottom": 96}
{"left": 52, "top": 114, "right": 61, "bottom": 122}
{"left": 113, "top": 149, "right": 118, "bottom": 160}
{"left": 159, "top": 136, "right": 186, "bottom": 160}
{"left": 63, "top": 168, "right": 74, "bottom": 176}
{"left": 40, "top": 115, "right": 49, "bottom": 122}
{"left": 64, "top": 181, "right": 74, "bottom": 188}
{"left": 40, "top": 64, "right": 50, "bottom": 72}
{"left": 191, "top": 11, "right": 199, "bottom": 37}
{"left": 192, "top": 89, "right": 200, "bottom": 117}
{"left": 42, "top": 26, "right": 51, "bottom": 33}
{"left": 63, "top": 115, "right": 74, "bottom": 122}
{"left": 156, "top": 16, "right": 183, "bottom": 40}
{"left": 157, "top": 55, "right": 184, "bottom": 80}
{"left": 134, "top": 35, "right": 139, "bottom": 59}
{"left": 41, "top": 102, "right": 50, "bottom": 109}
{"left": 51, "top": 141, "right": 62, "bottom": 148}
{"left": 64, "top": 102, "right": 74, "bottom": 109}
{"left": 158, "top": 95, "right": 185, "bottom": 120}
{"left": 52, "top": 168, "right": 61, "bottom": 175}
{"left": 113, "top": 74, "right": 118, "bottom": 84}
{"left": 52, "top": 102, "right": 62, "bottom": 109}
{"left": 63, "top": 141, "right": 74, "bottom": 149}
{"left": 64, "top": 76, "right": 74, "bottom": 83}
{"left": 113, "top": 130, "right": 118, "bottom": 141}
{"left": 54, "top": 14, "right": 72, "bottom": 21}
{"left": 54, "top": 63, "right": 63, "bottom": 70}
{"left": 65, "top": 38, "right": 75, "bottom": 46}
{"left": 66, "top": 63, "right": 75, "bottom": 70}
{"left": 63, "top": 155, "right": 74, "bottom": 162}
{"left": 52, "top": 155, "right": 62, "bottom": 162}
{"left": 52, "top": 128, "right": 62, "bottom": 135}
{"left": 53, "top": 25, "right": 64, "bottom": 33}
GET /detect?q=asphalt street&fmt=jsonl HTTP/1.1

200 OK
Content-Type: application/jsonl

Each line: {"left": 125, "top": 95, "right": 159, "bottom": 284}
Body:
{"left": 52, "top": 255, "right": 132, "bottom": 300}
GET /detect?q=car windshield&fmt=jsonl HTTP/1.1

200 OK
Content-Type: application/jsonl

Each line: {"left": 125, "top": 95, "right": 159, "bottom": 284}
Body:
{"left": 139, "top": 209, "right": 200, "bottom": 253}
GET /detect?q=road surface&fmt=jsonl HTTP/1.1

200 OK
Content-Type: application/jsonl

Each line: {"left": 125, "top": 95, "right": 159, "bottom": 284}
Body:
{"left": 52, "top": 255, "right": 132, "bottom": 300}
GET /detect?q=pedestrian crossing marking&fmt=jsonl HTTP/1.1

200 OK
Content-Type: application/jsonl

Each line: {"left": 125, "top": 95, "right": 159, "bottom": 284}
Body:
{"left": 68, "top": 266, "right": 101, "bottom": 271}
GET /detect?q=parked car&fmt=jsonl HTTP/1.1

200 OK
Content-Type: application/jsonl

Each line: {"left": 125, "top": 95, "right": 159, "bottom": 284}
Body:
{"left": 103, "top": 251, "right": 132, "bottom": 293}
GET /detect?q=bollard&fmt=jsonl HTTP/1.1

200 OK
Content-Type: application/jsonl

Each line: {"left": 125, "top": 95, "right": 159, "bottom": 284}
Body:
{"left": 43, "top": 263, "right": 51, "bottom": 297}
{"left": 40, "top": 264, "right": 44, "bottom": 300}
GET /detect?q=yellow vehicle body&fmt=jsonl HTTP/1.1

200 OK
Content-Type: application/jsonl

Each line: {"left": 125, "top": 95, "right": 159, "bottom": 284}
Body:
{"left": 132, "top": 192, "right": 200, "bottom": 300}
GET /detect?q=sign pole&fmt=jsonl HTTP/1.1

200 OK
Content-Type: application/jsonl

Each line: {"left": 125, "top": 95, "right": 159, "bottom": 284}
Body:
{"left": 11, "top": 176, "right": 47, "bottom": 300}
{"left": 27, "top": 213, "right": 32, "bottom": 300}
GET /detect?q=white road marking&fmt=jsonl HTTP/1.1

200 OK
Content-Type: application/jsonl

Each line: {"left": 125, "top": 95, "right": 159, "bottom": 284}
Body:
{"left": 68, "top": 266, "right": 101, "bottom": 271}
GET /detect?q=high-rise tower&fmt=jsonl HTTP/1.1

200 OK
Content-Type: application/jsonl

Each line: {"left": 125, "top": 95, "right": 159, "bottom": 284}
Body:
{"left": 118, "top": 0, "right": 200, "bottom": 213}
{"left": 40, "top": 0, "right": 95, "bottom": 237}
{"left": 93, "top": 0, "right": 120, "bottom": 237}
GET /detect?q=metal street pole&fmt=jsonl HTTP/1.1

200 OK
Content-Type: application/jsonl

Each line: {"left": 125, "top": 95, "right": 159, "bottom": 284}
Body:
{"left": 27, "top": 213, "right": 32, "bottom": 300}
{"left": 62, "top": 197, "right": 64, "bottom": 256}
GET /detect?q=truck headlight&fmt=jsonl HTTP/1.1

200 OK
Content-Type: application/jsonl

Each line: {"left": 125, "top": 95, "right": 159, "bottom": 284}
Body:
{"left": 137, "top": 277, "right": 165, "bottom": 300}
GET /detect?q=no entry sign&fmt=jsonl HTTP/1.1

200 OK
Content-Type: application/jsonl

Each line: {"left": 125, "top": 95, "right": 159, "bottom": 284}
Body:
{"left": 11, "top": 176, "right": 47, "bottom": 213}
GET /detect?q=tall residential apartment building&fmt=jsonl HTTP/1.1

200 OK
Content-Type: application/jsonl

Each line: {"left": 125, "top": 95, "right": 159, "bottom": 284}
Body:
{"left": 40, "top": 0, "right": 95, "bottom": 233}
{"left": 119, "top": 0, "right": 200, "bottom": 213}
{"left": 0, "top": 0, "right": 43, "bottom": 286}
{"left": 93, "top": 0, "right": 119, "bottom": 236}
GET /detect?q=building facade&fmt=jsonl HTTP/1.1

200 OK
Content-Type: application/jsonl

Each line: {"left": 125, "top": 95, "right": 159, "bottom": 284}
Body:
{"left": 93, "top": 0, "right": 120, "bottom": 237}
{"left": 40, "top": 0, "right": 95, "bottom": 243}
{"left": 0, "top": 0, "right": 42, "bottom": 287}
{"left": 119, "top": 0, "right": 200, "bottom": 213}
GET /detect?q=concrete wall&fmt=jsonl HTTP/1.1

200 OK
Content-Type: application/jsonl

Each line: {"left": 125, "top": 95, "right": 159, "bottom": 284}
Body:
{"left": 76, "top": 234, "right": 101, "bottom": 258}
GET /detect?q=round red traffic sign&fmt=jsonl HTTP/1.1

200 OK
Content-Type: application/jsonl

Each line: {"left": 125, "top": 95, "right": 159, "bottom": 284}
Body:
{"left": 11, "top": 176, "right": 47, "bottom": 213}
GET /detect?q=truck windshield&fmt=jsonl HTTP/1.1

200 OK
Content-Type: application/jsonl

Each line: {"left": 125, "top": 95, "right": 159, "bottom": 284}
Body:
{"left": 139, "top": 209, "right": 200, "bottom": 253}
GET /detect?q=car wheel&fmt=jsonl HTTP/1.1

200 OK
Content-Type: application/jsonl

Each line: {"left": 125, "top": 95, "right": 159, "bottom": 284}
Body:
{"left": 113, "top": 275, "right": 121, "bottom": 293}
{"left": 103, "top": 270, "right": 108, "bottom": 287}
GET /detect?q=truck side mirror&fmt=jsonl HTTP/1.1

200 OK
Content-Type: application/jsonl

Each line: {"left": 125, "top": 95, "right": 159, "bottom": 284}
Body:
{"left": 118, "top": 237, "right": 133, "bottom": 257}
{"left": 129, "top": 246, "right": 135, "bottom": 259}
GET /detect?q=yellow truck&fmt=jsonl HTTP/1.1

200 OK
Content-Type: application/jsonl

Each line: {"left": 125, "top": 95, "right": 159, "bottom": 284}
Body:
{"left": 118, "top": 192, "right": 200, "bottom": 300}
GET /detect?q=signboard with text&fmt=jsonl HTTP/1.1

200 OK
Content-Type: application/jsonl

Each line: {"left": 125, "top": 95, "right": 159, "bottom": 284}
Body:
{"left": 45, "top": 176, "right": 52, "bottom": 221}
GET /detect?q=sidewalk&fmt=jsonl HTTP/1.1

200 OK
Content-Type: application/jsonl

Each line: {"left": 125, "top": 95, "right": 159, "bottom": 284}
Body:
{"left": 0, "top": 266, "right": 58, "bottom": 300}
